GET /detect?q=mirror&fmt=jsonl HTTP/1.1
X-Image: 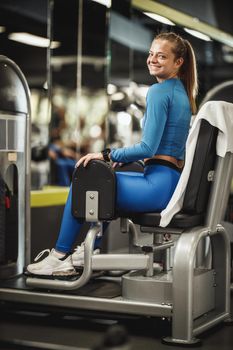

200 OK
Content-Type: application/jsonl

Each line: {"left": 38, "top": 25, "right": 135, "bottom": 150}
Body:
{"left": 107, "top": 3, "right": 233, "bottom": 153}
{"left": 107, "top": 0, "right": 145, "bottom": 150}
{"left": 0, "top": 0, "right": 50, "bottom": 189}
{"left": 48, "top": 0, "right": 109, "bottom": 186}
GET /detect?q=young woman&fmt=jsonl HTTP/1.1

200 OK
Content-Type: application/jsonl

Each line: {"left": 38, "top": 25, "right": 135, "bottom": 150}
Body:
{"left": 27, "top": 32, "right": 198, "bottom": 276}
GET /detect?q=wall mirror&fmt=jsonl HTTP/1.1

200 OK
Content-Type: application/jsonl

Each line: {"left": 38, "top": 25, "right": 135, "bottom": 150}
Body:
{"left": 0, "top": 0, "right": 49, "bottom": 188}
{"left": 107, "top": 0, "right": 233, "bottom": 153}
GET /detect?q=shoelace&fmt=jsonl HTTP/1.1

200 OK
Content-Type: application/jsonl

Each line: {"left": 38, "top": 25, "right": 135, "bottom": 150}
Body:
{"left": 73, "top": 243, "right": 84, "bottom": 253}
{"left": 34, "top": 249, "right": 51, "bottom": 262}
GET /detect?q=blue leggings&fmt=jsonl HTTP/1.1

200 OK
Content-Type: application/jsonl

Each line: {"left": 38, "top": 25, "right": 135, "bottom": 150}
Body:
{"left": 55, "top": 163, "right": 181, "bottom": 253}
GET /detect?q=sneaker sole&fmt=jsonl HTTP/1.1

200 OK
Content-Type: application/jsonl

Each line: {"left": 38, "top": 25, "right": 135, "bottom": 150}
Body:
{"left": 25, "top": 268, "right": 77, "bottom": 277}
{"left": 52, "top": 270, "right": 77, "bottom": 276}
{"left": 24, "top": 270, "right": 80, "bottom": 280}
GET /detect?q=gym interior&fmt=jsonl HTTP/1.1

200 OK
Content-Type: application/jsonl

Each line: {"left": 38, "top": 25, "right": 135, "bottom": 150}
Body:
{"left": 0, "top": 1, "right": 233, "bottom": 349}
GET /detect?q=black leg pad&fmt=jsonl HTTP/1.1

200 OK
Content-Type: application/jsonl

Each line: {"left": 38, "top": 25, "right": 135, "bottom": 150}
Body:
{"left": 72, "top": 160, "right": 116, "bottom": 220}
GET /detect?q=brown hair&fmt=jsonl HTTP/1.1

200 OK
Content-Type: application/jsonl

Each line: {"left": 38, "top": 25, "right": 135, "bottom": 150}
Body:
{"left": 155, "top": 32, "right": 198, "bottom": 114}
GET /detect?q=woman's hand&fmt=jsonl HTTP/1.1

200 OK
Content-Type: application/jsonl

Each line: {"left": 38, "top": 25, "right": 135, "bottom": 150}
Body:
{"left": 75, "top": 152, "right": 104, "bottom": 168}
{"left": 112, "top": 162, "right": 124, "bottom": 168}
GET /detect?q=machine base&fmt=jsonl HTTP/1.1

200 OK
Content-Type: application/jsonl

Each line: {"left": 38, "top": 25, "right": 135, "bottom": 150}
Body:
{"left": 162, "top": 336, "right": 202, "bottom": 347}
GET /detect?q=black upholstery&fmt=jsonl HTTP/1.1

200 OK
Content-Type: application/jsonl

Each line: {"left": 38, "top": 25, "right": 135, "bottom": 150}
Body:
{"left": 72, "top": 160, "right": 116, "bottom": 220}
{"left": 114, "top": 161, "right": 144, "bottom": 173}
{"left": 72, "top": 161, "right": 144, "bottom": 221}
{"left": 129, "top": 211, "right": 205, "bottom": 229}
{"left": 182, "top": 120, "right": 218, "bottom": 214}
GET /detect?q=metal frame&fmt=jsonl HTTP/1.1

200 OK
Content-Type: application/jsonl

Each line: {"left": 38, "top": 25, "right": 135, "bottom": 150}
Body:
{"left": 21, "top": 154, "right": 233, "bottom": 344}
{"left": 0, "top": 55, "right": 31, "bottom": 274}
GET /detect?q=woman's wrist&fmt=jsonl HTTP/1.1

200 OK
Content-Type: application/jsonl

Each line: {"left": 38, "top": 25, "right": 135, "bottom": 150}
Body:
{"left": 101, "top": 148, "right": 111, "bottom": 162}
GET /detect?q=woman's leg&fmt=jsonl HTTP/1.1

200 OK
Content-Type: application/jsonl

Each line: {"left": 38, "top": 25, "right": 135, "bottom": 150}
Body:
{"left": 27, "top": 184, "right": 95, "bottom": 275}
{"left": 55, "top": 184, "right": 84, "bottom": 253}
{"left": 26, "top": 184, "right": 79, "bottom": 274}
{"left": 115, "top": 164, "right": 180, "bottom": 212}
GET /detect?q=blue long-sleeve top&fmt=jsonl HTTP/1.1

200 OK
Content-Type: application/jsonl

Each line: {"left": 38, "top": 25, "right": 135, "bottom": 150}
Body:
{"left": 110, "top": 78, "right": 191, "bottom": 163}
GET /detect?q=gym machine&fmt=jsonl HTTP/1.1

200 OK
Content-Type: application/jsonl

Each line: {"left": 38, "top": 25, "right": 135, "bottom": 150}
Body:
{"left": 0, "top": 55, "right": 31, "bottom": 279}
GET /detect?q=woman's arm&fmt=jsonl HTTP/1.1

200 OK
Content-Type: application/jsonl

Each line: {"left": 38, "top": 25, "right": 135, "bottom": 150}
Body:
{"left": 76, "top": 85, "right": 170, "bottom": 167}
{"left": 110, "top": 86, "right": 169, "bottom": 163}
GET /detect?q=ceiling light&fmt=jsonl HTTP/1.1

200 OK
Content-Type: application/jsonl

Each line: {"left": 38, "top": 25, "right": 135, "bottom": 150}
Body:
{"left": 89, "top": 125, "right": 102, "bottom": 138}
{"left": 117, "top": 112, "right": 132, "bottom": 126}
{"left": 107, "top": 83, "right": 117, "bottom": 95}
{"left": 143, "top": 12, "right": 175, "bottom": 26}
{"left": 92, "top": 0, "right": 111, "bottom": 8}
{"left": 8, "top": 32, "right": 60, "bottom": 48}
{"left": 0, "top": 26, "right": 6, "bottom": 33}
{"left": 50, "top": 41, "right": 60, "bottom": 49}
{"left": 184, "top": 28, "right": 212, "bottom": 42}
{"left": 111, "top": 92, "right": 125, "bottom": 101}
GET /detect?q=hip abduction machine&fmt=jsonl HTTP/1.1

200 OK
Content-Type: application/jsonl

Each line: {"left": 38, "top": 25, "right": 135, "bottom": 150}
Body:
{"left": 26, "top": 115, "right": 233, "bottom": 345}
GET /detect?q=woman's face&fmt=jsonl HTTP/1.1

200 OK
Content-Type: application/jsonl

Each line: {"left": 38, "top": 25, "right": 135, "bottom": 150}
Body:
{"left": 147, "top": 39, "right": 183, "bottom": 82}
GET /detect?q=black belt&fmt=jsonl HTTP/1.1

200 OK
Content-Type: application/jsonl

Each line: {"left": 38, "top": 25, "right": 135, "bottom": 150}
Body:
{"left": 144, "top": 158, "right": 183, "bottom": 173}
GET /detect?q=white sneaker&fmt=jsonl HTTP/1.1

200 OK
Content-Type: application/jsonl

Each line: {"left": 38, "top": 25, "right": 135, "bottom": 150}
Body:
{"left": 72, "top": 242, "right": 100, "bottom": 267}
{"left": 27, "top": 249, "right": 76, "bottom": 276}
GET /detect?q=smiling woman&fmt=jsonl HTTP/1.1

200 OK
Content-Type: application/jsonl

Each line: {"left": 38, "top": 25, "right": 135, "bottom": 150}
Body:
{"left": 27, "top": 31, "right": 199, "bottom": 277}
{"left": 147, "top": 32, "right": 198, "bottom": 114}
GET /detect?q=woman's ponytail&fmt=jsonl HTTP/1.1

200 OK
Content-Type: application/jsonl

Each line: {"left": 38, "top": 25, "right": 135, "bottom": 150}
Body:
{"left": 155, "top": 32, "right": 198, "bottom": 114}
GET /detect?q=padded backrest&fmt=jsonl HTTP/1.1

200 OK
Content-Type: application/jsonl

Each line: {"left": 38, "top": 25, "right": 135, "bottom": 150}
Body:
{"left": 182, "top": 120, "right": 218, "bottom": 214}
{"left": 72, "top": 160, "right": 116, "bottom": 220}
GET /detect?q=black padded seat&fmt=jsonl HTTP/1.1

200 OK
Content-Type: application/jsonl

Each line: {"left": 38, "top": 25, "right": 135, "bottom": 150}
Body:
{"left": 129, "top": 211, "right": 204, "bottom": 229}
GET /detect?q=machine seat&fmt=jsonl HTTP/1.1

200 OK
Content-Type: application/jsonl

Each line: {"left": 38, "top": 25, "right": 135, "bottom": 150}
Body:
{"left": 124, "top": 119, "right": 217, "bottom": 230}
{"left": 128, "top": 211, "right": 204, "bottom": 229}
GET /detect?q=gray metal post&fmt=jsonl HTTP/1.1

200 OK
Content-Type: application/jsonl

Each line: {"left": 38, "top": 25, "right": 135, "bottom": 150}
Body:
{"left": 168, "top": 227, "right": 209, "bottom": 344}
{"left": 0, "top": 56, "right": 31, "bottom": 275}
{"left": 205, "top": 154, "right": 233, "bottom": 231}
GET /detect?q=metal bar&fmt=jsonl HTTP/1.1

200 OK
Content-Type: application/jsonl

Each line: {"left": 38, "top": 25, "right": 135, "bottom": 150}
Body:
{"left": 172, "top": 227, "right": 209, "bottom": 342}
{"left": 0, "top": 288, "right": 172, "bottom": 317}
{"left": 0, "top": 339, "right": 87, "bottom": 350}
{"left": 145, "top": 252, "right": 154, "bottom": 277}
{"left": 152, "top": 241, "right": 174, "bottom": 251}
{"left": 205, "top": 154, "right": 233, "bottom": 231}
{"left": 128, "top": 219, "right": 141, "bottom": 246}
{"left": 193, "top": 312, "right": 229, "bottom": 336}
{"left": 212, "top": 225, "right": 231, "bottom": 316}
{"left": 92, "top": 254, "right": 149, "bottom": 270}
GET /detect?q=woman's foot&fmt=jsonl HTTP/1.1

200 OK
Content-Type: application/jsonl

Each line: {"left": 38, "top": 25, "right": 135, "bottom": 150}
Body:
{"left": 72, "top": 243, "right": 100, "bottom": 267}
{"left": 27, "top": 249, "right": 76, "bottom": 276}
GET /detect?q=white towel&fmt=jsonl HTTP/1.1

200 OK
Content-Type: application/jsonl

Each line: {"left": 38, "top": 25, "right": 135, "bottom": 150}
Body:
{"left": 160, "top": 101, "right": 233, "bottom": 227}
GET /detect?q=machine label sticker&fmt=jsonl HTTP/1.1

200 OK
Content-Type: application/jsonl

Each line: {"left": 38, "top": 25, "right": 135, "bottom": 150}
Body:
{"left": 8, "top": 153, "right": 17, "bottom": 162}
